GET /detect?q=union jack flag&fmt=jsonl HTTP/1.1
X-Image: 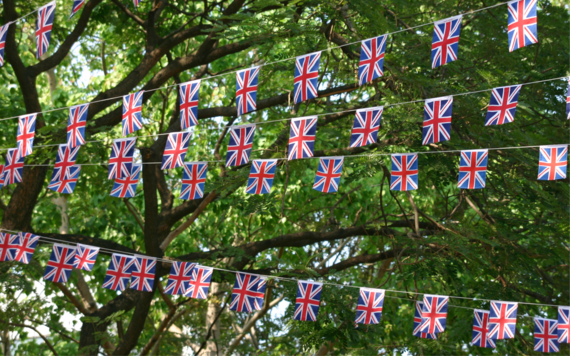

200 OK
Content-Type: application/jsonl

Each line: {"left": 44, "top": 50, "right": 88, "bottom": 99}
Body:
{"left": 43, "top": 244, "right": 76, "bottom": 283}
{"left": 246, "top": 159, "right": 277, "bottom": 195}
{"left": 294, "top": 281, "right": 322, "bottom": 322}
{"left": 358, "top": 35, "right": 387, "bottom": 86}
{"left": 67, "top": 104, "right": 88, "bottom": 147}
{"left": 13, "top": 232, "right": 39, "bottom": 264}
{"left": 355, "top": 288, "right": 385, "bottom": 325}
{"left": 73, "top": 244, "right": 99, "bottom": 271}
{"left": 48, "top": 165, "right": 81, "bottom": 194}
{"left": 51, "top": 144, "right": 80, "bottom": 182}
{"left": 350, "top": 107, "right": 382, "bottom": 147}
{"left": 566, "top": 78, "right": 569, "bottom": 120}
{"left": 488, "top": 301, "right": 518, "bottom": 339}
{"left": 236, "top": 67, "right": 260, "bottom": 116}
{"left": 129, "top": 255, "right": 156, "bottom": 292}
{"left": 229, "top": 273, "right": 260, "bottom": 313}
{"left": 458, "top": 149, "right": 488, "bottom": 190}
{"left": 566, "top": 79, "right": 570, "bottom": 120}
{"left": 110, "top": 164, "right": 141, "bottom": 198}
{"left": 558, "top": 306, "right": 570, "bottom": 343}
{"left": 0, "top": 165, "right": 5, "bottom": 188}
{"left": 422, "top": 96, "right": 453, "bottom": 145}
{"left": 420, "top": 294, "right": 449, "bottom": 334}
{"left": 133, "top": 0, "right": 142, "bottom": 8}
{"left": 180, "top": 162, "right": 207, "bottom": 200}
{"left": 0, "top": 24, "right": 9, "bottom": 67}
{"left": 293, "top": 52, "right": 321, "bottom": 104}
{"left": 36, "top": 1, "right": 56, "bottom": 58}
{"left": 103, "top": 254, "right": 134, "bottom": 291}
{"left": 17, "top": 114, "right": 37, "bottom": 158}
{"left": 254, "top": 276, "right": 267, "bottom": 311}
{"left": 226, "top": 124, "right": 255, "bottom": 167}
{"left": 3, "top": 148, "right": 25, "bottom": 185}
{"left": 472, "top": 309, "right": 496, "bottom": 348}
{"left": 313, "top": 157, "right": 343, "bottom": 193}
{"left": 179, "top": 80, "right": 201, "bottom": 129}
{"left": 534, "top": 318, "right": 559, "bottom": 353}
{"left": 413, "top": 301, "right": 437, "bottom": 339}
{"left": 431, "top": 16, "right": 462, "bottom": 69}
{"left": 162, "top": 132, "right": 190, "bottom": 170}
{"left": 507, "top": 0, "right": 538, "bottom": 52}
{"left": 164, "top": 261, "right": 196, "bottom": 295}
{"left": 108, "top": 138, "right": 136, "bottom": 180}
{"left": 0, "top": 233, "right": 19, "bottom": 261}
{"left": 485, "top": 85, "right": 522, "bottom": 126}
{"left": 122, "top": 91, "right": 144, "bottom": 136}
{"left": 69, "top": 0, "right": 85, "bottom": 18}
{"left": 185, "top": 265, "right": 213, "bottom": 299}
{"left": 288, "top": 116, "right": 317, "bottom": 160}
{"left": 538, "top": 145, "right": 567, "bottom": 181}
{"left": 390, "top": 153, "right": 419, "bottom": 192}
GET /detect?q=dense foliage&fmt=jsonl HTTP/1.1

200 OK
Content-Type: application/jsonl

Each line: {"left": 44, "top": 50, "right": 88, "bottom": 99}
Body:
{"left": 0, "top": 0, "right": 568, "bottom": 355}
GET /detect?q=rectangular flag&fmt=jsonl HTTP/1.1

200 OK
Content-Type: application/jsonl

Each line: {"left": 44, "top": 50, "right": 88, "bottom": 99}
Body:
{"left": 110, "top": 164, "right": 141, "bottom": 198}
{"left": 558, "top": 306, "right": 570, "bottom": 343}
{"left": 293, "top": 52, "right": 321, "bottom": 104}
{"left": 288, "top": 116, "right": 317, "bottom": 160}
{"left": 414, "top": 301, "right": 437, "bottom": 339}
{"left": 507, "top": 0, "right": 538, "bottom": 52}
{"left": 122, "top": 91, "right": 144, "bottom": 136}
{"left": 69, "top": 0, "right": 86, "bottom": 18}
{"left": 355, "top": 288, "right": 385, "bottom": 325}
{"left": 13, "top": 232, "right": 39, "bottom": 264}
{"left": 73, "top": 244, "right": 100, "bottom": 272}
{"left": 36, "top": 1, "right": 56, "bottom": 58}
{"left": 422, "top": 96, "right": 453, "bottom": 145}
{"left": 229, "top": 272, "right": 260, "bottom": 313}
{"left": 538, "top": 145, "right": 567, "bottom": 181}
{"left": 458, "top": 149, "right": 488, "bottom": 189}
{"left": 185, "top": 265, "right": 213, "bottom": 299}
{"left": 67, "top": 104, "right": 88, "bottom": 147}
{"left": 236, "top": 67, "right": 260, "bottom": 116}
{"left": 108, "top": 138, "right": 136, "bottom": 180}
{"left": 472, "top": 309, "right": 496, "bottom": 348}
{"left": 420, "top": 294, "right": 449, "bottom": 334}
{"left": 103, "top": 254, "right": 134, "bottom": 292}
{"left": 485, "top": 85, "right": 522, "bottom": 126}
{"left": 162, "top": 131, "right": 191, "bottom": 170}
{"left": 129, "top": 255, "right": 156, "bottom": 292}
{"left": 350, "top": 107, "right": 382, "bottom": 147}
{"left": 0, "top": 233, "right": 19, "bottom": 262}
{"left": 164, "top": 261, "right": 195, "bottom": 295}
{"left": 179, "top": 80, "right": 201, "bottom": 129}
{"left": 313, "top": 157, "right": 343, "bottom": 193}
{"left": 246, "top": 159, "right": 277, "bottom": 195}
{"left": 43, "top": 244, "right": 76, "bottom": 283}
{"left": 488, "top": 301, "right": 518, "bottom": 339}
{"left": 534, "top": 318, "right": 559, "bottom": 353}
{"left": 0, "top": 24, "right": 9, "bottom": 67}
{"left": 390, "top": 153, "right": 418, "bottom": 191}
{"left": 358, "top": 35, "right": 387, "bottom": 85}
{"left": 226, "top": 124, "right": 255, "bottom": 167}
{"left": 17, "top": 114, "right": 37, "bottom": 158}
{"left": 294, "top": 281, "right": 322, "bottom": 322}
{"left": 180, "top": 162, "right": 207, "bottom": 200}
{"left": 431, "top": 15, "right": 462, "bottom": 68}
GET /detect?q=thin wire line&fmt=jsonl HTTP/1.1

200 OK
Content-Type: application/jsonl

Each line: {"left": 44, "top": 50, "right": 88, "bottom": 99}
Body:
{"left": 0, "top": 1, "right": 526, "bottom": 124}
{"left": 1, "top": 228, "right": 565, "bottom": 309}
{"left": 1, "top": 76, "right": 567, "bottom": 154}
{"left": 13, "top": 143, "right": 569, "bottom": 167}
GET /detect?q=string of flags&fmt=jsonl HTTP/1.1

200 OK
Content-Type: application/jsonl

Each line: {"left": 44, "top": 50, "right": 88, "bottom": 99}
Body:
{"left": 0, "top": 230, "right": 568, "bottom": 352}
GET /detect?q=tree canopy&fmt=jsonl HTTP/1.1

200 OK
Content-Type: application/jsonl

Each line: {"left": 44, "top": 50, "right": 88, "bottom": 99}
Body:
{"left": 0, "top": 0, "right": 568, "bottom": 355}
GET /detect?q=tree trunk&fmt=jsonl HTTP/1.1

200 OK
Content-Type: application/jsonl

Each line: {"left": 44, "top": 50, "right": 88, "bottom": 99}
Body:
{"left": 203, "top": 282, "right": 221, "bottom": 356}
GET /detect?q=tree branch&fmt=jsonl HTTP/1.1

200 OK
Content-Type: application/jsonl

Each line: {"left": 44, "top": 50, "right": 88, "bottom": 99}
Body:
{"left": 53, "top": 282, "right": 90, "bottom": 316}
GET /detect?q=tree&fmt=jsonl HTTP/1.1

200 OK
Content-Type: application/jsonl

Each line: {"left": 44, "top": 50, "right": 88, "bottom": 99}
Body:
{"left": 0, "top": 0, "right": 568, "bottom": 354}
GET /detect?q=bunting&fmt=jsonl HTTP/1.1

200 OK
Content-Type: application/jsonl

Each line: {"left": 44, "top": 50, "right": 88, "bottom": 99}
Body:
{"left": 390, "top": 153, "right": 419, "bottom": 191}
{"left": 230, "top": 272, "right": 260, "bottom": 313}
{"left": 472, "top": 309, "right": 495, "bottom": 348}
{"left": 534, "top": 318, "right": 559, "bottom": 353}
{"left": 48, "top": 166, "right": 81, "bottom": 194}
{"left": 488, "top": 301, "right": 518, "bottom": 340}
{"left": 414, "top": 301, "right": 437, "bottom": 339}
{"left": 108, "top": 138, "right": 136, "bottom": 180}
{"left": 185, "top": 265, "right": 213, "bottom": 299}
{"left": 422, "top": 96, "right": 453, "bottom": 145}
{"left": 236, "top": 67, "right": 260, "bottom": 116}
{"left": 558, "top": 306, "right": 570, "bottom": 343}
{"left": 36, "top": 1, "right": 56, "bottom": 58}
{"left": 179, "top": 80, "right": 201, "bottom": 129}
{"left": 164, "top": 261, "right": 195, "bottom": 295}
{"left": 13, "top": 232, "right": 39, "bottom": 264}
{"left": 294, "top": 52, "right": 320, "bottom": 104}
{"left": 355, "top": 288, "right": 385, "bottom": 325}
{"left": 67, "top": 104, "right": 88, "bottom": 148}
{"left": 122, "top": 91, "right": 144, "bottom": 136}
{"left": 17, "top": 114, "right": 37, "bottom": 158}
{"left": 358, "top": 35, "right": 387, "bottom": 85}
{"left": 294, "top": 281, "right": 322, "bottom": 322}
{"left": 538, "top": 145, "right": 567, "bottom": 181}
{"left": 420, "top": 294, "right": 449, "bottom": 334}
{"left": 507, "top": 0, "right": 538, "bottom": 52}
{"left": 246, "top": 159, "right": 277, "bottom": 195}
{"left": 110, "top": 164, "right": 141, "bottom": 198}
{"left": 70, "top": 0, "right": 86, "bottom": 18}
{"left": 458, "top": 149, "right": 488, "bottom": 190}
{"left": 313, "top": 157, "right": 343, "bottom": 193}
{"left": 349, "top": 107, "right": 382, "bottom": 148}
{"left": 180, "top": 162, "right": 207, "bottom": 200}
{"left": 431, "top": 16, "right": 462, "bottom": 68}
{"left": 73, "top": 244, "right": 100, "bottom": 272}
{"left": 43, "top": 244, "right": 76, "bottom": 283}
{"left": 0, "top": 233, "right": 18, "bottom": 262}
{"left": 3, "top": 148, "right": 24, "bottom": 185}
{"left": 129, "top": 255, "right": 156, "bottom": 292}
{"left": 162, "top": 132, "right": 191, "bottom": 170}
{"left": 254, "top": 276, "right": 267, "bottom": 311}
{"left": 103, "top": 254, "right": 134, "bottom": 292}
{"left": 226, "top": 124, "right": 255, "bottom": 167}
{"left": 0, "top": 24, "right": 9, "bottom": 67}
{"left": 485, "top": 85, "right": 522, "bottom": 126}
{"left": 51, "top": 144, "right": 80, "bottom": 182}
{"left": 288, "top": 116, "right": 317, "bottom": 160}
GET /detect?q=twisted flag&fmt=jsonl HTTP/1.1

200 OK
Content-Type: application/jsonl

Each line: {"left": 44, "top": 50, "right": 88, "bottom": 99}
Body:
{"left": 558, "top": 306, "right": 570, "bottom": 343}
{"left": 0, "top": 24, "right": 9, "bottom": 67}
{"left": 48, "top": 166, "right": 81, "bottom": 194}
{"left": 70, "top": 0, "right": 85, "bottom": 18}
{"left": 472, "top": 309, "right": 495, "bottom": 348}
{"left": 0, "top": 233, "right": 19, "bottom": 261}
{"left": 414, "top": 301, "right": 437, "bottom": 339}
{"left": 431, "top": 16, "right": 462, "bottom": 68}
{"left": 3, "top": 148, "right": 25, "bottom": 185}
{"left": 185, "top": 265, "right": 213, "bottom": 299}
{"left": 51, "top": 144, "right": 80, "bottom": 182}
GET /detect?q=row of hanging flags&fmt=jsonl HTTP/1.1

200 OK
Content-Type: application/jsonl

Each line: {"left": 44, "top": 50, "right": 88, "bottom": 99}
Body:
{"left": 0, "top": 232, "right": 568, "bottom": 353}
{"left": 1, "top": 104, "right": 567, "bottom": 197}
